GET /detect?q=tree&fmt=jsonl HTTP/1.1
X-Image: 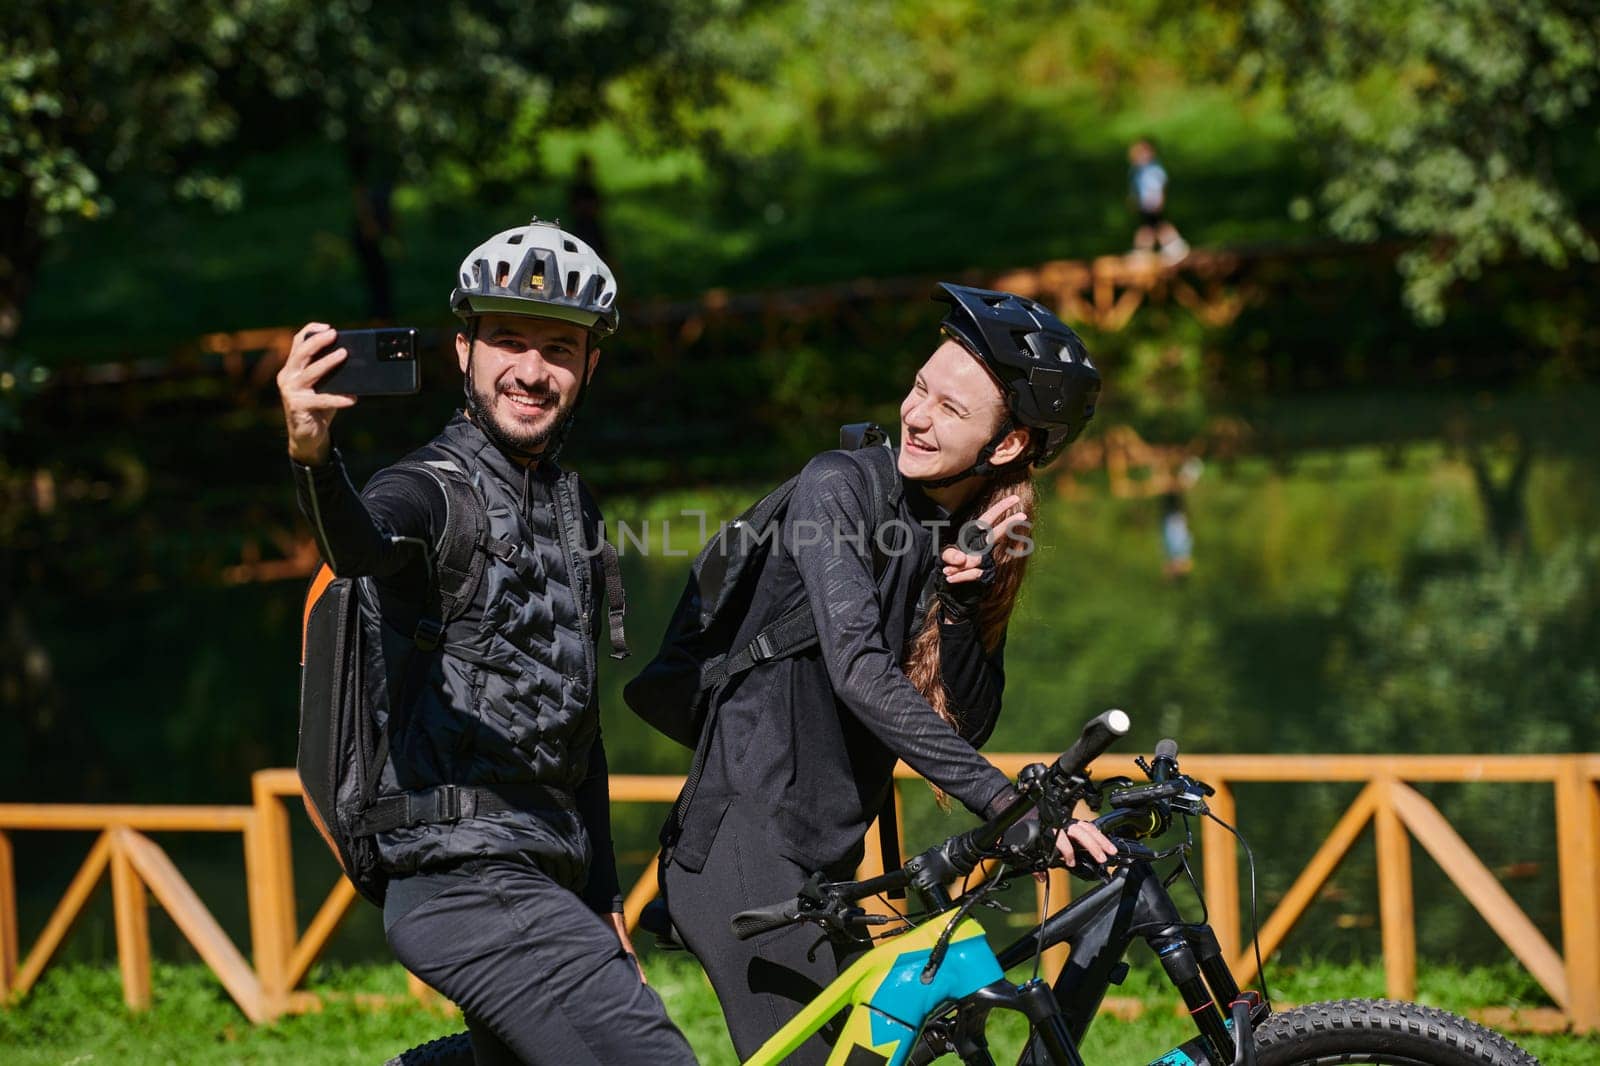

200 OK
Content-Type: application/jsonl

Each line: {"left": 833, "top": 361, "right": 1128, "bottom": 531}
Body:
{"left": 241, "top": 0, "right": 732, "bottom": 319}
{"left": 1235, "top": 0, "right": 1600, "bottom": 322}
{"left": 0, "top": 1, "right": 243, "bottom": 348}
{"left": 0, "top": 1, "right": 738, "bottom": 356}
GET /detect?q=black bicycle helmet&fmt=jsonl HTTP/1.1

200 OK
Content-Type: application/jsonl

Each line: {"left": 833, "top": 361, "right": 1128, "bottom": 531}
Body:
{"left": 932, "top": 283, "right": 1100, "bottom": 475}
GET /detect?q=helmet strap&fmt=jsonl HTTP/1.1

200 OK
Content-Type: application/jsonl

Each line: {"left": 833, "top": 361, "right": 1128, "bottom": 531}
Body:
{"left": 917, "top": 418, "right": 1019, "bottom": 489}
{"left": 538, "top": 357, "right": 590, "bottom": 464}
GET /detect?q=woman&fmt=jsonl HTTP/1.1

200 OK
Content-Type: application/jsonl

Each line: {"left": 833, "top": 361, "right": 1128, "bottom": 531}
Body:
{"left": 662, "top": 283, "right": 1115, "bottom": 1064}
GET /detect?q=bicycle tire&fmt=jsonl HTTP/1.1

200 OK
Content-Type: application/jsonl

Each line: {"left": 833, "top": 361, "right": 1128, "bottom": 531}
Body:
{"left": 382, "top": 1030, "right": 474, "bottom": 1066}
{"left": 1253, "top": 999, "right": 1539, "bottom": 1065}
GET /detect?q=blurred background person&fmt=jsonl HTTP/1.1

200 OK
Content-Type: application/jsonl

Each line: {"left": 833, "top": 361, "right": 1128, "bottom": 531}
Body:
{"left": 1160, "top": 456, "right": 1202, "bottom": 580}
{"left": 1128, "top": 138, "right": 1189, "bottom": 263}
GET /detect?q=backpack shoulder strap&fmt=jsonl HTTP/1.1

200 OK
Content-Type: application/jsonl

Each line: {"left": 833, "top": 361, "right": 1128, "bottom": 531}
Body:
{"left": 352, "top": 458, "right": 485, "bottom": 821}
{"left": 398, "top": 458, "right": 488, "bottom": 651}
{"left": 721, "top": 441, "right": 904, "bottom": 686}
{"left": 853, "top": 442, "right": 902, "bottom": 547}
{"left": 563, "top": 470, "right": 630, "bottom": 661}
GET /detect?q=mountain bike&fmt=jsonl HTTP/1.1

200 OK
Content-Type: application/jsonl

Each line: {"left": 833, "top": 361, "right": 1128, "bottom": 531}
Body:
{"left": 388, "top": 710, "right": 1540, "bottom": 1065}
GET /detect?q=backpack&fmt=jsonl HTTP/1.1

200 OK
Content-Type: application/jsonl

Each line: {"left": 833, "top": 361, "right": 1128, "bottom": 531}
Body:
{"left": 296, "top": 458, "right": 630, "bottom": 908}
{"left": 625, "top": 425, "right": 915, "bottom": 937}
{"left": 622, "top": 423, "right": 900, "bottom": 748}
{"left": 296, "top": 459, "right": 488, "bottom": 907}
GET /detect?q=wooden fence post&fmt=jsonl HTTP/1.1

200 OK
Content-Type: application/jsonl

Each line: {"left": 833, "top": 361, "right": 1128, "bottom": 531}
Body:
{"left": 622, "top": 853, "right": 662, "bottom": 937}
{"left": 247, "top": 772, "right": 297, "bottom": 1018}
{"left": 1556, "top": 759, "right": 1600, "bottom": 1033}
{"left": 0, "top": 831, "right": 16, "bottom": 998}
{"left": 1034, "top": 867, "right": 1072, "bottom": 982}
{"left": 1374, "top": 779, "right": 1416, "bottom": 1001}
{"left": 108, "top": 829, "right": 151, "bottom": 1011}
{"left": 1201, "top": 782, "right": 1240, "bottom": 963}
{"left": 857, "top": 778, "right": 904, "bottom": 918}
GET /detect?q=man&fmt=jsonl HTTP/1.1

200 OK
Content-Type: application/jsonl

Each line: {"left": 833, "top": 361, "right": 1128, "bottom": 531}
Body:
{"left": 276, "top": 218, "right": 697, "bottom": 1065}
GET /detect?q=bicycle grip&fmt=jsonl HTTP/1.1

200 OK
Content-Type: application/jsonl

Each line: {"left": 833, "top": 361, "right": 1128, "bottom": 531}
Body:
{"left": 1053, "top": 709, "right": 1131, "bottom": 779}
{"left": 730, "top": 898, "right": 801, "bottom": 940}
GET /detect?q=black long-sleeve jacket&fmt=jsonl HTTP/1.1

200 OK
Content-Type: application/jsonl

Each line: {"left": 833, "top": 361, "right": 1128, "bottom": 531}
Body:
{"left": 673, "top": 449, "right": 1013, "bottom": 872}
{"left": 293, "top": 413, "right": 623, "bottom": 912}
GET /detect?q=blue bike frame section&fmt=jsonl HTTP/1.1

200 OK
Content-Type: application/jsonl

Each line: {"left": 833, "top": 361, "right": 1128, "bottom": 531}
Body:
{"left": 867, "top": 938, "right": 1006, "bottom": 1065}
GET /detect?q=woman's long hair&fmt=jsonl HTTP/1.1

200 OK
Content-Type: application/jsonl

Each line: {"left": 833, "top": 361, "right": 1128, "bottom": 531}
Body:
{"left": 904, "top": 460, "right": 1037, "bottom": 804}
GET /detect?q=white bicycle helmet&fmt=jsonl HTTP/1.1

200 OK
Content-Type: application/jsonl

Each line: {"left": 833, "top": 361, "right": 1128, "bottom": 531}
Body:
{"left": 450, "top": 217, "right": 620, "bottom": 335}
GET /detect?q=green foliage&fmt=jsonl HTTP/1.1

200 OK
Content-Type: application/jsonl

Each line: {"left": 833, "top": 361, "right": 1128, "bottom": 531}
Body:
{"left": 0, "top": 2, "right": 244, "bottom": 226}
{"left": 242, "top": 0, "right": 724, "bottom": 179}
{"left": 0, "top": 1, "right": 748, "bottom": 353}
{"left": 8, "top": 0, "right": 1599, "bottom": 351}
{"left": 1236, "top": 0, "right": 1600, "bottom": 322}
{"left": 1326, "top": 535, "right": 1600, "bottom": 754}
{"left": 1101, "top": 316, "right": 1214, "bottom": 442}
{"left": 0, "top": 0, "right": 245, "bottom": 353}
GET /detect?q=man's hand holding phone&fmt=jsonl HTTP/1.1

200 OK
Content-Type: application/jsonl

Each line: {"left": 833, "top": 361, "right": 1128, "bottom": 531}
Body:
{"left": 277, "top": 322, "right": 356, "bottom": 466}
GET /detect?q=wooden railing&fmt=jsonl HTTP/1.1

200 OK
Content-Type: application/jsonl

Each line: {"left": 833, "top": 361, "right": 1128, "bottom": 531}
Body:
{"left": 2, "top": 754, "right": 1596, "bottom": 1033}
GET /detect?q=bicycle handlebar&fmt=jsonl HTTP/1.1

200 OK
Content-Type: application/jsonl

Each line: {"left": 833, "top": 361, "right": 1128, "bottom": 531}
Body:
{"left": 1054, "top": 708, "right": 1132, "bottom": 780}
{"left": 902, "top": 709, "right": 1131, "bottom": 891}
{"left": 730, "top": 898, "right": 802, "bottom": 941}
{"left": 728, "top": 709, "right": 1148, "bottom": 940}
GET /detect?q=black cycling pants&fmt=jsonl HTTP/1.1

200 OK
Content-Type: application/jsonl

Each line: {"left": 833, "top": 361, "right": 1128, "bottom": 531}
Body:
{"left": 384, "top": 858, "right": 697, "bottom": 1066}
{"left": 663, "top": 805, "right": 863, "bottom": 1066}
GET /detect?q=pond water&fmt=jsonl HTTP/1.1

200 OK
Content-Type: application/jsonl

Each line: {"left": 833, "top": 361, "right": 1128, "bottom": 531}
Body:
{"left": 11, "top": 436, "right": 1597, "bottom": 978}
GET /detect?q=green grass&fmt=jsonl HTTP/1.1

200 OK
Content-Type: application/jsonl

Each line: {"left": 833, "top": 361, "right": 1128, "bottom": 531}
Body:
{"left": 0, "top": 957, "right": 1587, "bottom": 1065}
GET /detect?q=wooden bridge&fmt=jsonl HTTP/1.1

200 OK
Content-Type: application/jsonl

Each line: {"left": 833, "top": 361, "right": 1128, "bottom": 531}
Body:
{"left": 37, "top": 241, "right": 1365, "bottom": 395}
{"left": 1, "top": 753, "right": 1596, "bottom": 1033}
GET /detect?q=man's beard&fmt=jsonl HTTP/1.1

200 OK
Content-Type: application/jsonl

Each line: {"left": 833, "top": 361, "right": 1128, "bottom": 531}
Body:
{"left": 464, "top": 367, "right": 574, "bottom": 458}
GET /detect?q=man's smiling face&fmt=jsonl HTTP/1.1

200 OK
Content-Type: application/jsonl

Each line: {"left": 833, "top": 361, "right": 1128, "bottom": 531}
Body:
{"left": 456, "top": 313, "right": 598, "bottom": 455}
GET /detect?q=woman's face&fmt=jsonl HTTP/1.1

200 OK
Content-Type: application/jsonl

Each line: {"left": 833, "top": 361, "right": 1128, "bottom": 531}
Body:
{"left": 898, "top": 340, "right": 1014, "bottom": 481}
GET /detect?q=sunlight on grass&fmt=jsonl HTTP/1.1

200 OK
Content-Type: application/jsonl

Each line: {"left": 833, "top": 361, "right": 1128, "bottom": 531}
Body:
{"left": 1, "top": 957, "right": 1585, "bottom": 1065}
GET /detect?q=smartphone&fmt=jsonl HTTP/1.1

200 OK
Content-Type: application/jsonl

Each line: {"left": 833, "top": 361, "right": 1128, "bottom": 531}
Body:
{"left": 314, "top": 327, "right": 421, "bottom": 396}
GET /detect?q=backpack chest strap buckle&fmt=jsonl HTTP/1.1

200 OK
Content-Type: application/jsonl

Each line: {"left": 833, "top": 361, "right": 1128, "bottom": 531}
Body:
{"left": 430, "top": 786, "right": 465, "bottom": 823}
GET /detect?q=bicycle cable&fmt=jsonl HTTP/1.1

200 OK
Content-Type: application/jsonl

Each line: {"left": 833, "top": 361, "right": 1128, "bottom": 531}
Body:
{"left": 1032, "top": 867, "right": 1050, "bottom": 982}
{"left": 869, "top": 890, "right": 917, "bottom": 937}
{"left": 1173, "top": 815, "right": 1209, "bottom": 928}
{"left": 1203, "top": 809, "right": 1273, "bottom": 1010}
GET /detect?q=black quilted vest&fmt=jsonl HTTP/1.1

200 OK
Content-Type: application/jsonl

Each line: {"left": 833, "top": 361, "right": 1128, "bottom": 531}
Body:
{"left": 359, "top": 416, "right": 605, "bottom": 887}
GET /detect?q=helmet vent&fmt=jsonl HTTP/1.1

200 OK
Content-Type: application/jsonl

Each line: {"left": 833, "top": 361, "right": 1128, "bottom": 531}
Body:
{"left": 563, "top": 240, "right": 578, "bottom": 252}
{"left": 566, "top": 270, "right": 580, "bottom": 297}
{"left": 460, "top": 272, "right": 471, "bottom": 287}
{"left": 599, "top": 291, "right": 614, "bottom": 307}
{"left": 495, "top": 261, "right": 511, "bottom": 287}
{"left": 507, "top": 233, "right": 524, "bottom": 245}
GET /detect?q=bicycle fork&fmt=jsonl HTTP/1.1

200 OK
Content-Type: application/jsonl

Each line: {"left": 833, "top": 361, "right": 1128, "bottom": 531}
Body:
{"left": 1147, "top": 926, "right": 1263, "bottom": 1066}
{"left": 917, "top": 979, "right": 1088, "bottom": 1066}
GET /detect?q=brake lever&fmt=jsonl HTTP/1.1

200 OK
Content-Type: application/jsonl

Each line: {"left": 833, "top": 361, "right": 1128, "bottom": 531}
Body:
{"left": 1117, "top": 839, "right": 1160, "bottom": 861}
{"left": 1066, "top": 837, "right": 1168, "bottom": 881}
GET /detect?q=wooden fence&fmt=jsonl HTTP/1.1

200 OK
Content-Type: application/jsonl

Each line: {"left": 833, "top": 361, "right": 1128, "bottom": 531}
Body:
{"left": 1, "top": 754, "right": 1596, "bottom": 1033}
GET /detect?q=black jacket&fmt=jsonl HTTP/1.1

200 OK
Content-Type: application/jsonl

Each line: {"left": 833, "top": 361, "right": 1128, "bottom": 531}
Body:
{"left": 293, "top": 413, "right": 622, "bottom": 912}
{"left": 674, "top": 449, "right": 1013, "bottom": 873}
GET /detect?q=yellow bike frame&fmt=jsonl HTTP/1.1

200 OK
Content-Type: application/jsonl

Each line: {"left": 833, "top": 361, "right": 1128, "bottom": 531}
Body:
{"left": 744, "top": 917, "right": 1005, "bottom": 1066}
